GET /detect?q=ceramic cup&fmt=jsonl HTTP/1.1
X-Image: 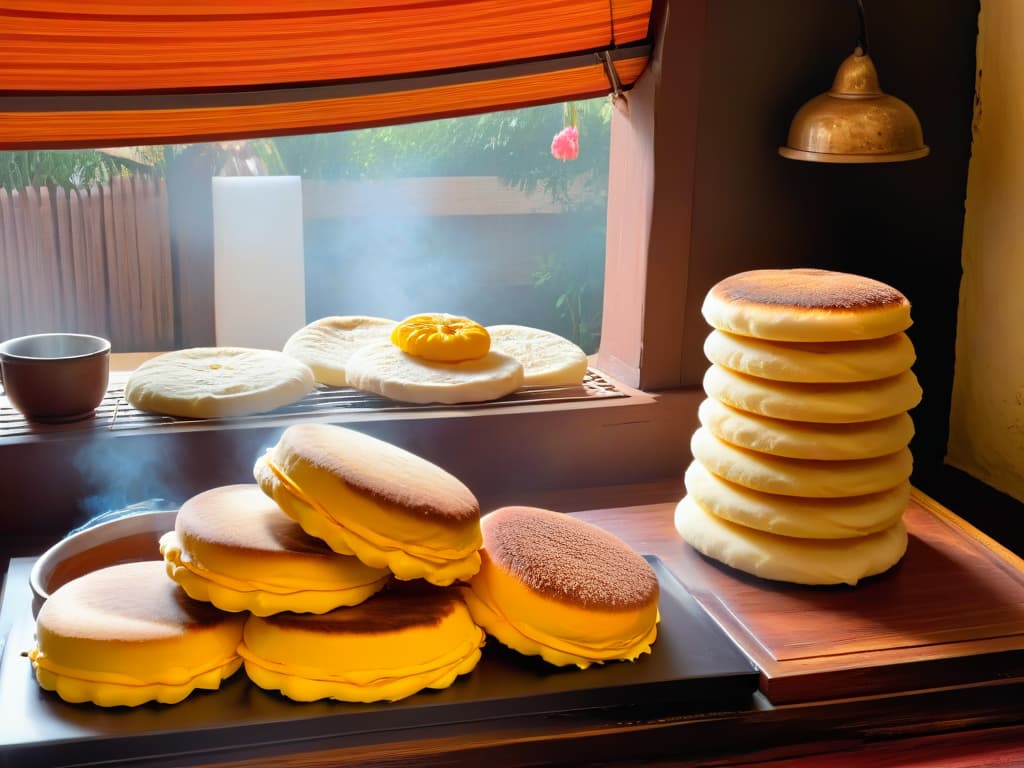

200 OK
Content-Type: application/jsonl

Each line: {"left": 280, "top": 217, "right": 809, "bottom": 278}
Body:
{"left": 0, "top": 332, "right": 111, "bottom": 422}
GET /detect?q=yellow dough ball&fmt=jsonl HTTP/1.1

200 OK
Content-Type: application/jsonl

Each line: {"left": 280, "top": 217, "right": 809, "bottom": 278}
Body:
{"left": 391, "top": 313, "right": 490, "bottom": 362}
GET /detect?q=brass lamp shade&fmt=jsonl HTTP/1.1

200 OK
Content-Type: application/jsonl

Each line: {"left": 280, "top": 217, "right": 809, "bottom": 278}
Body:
{"left": 779, "top": 49, "right": 929, "bottom": 163}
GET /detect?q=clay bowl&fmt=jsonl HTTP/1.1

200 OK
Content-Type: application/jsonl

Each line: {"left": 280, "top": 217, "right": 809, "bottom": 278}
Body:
{"left": 30, "top": 507, "right": 178, "bottom": 618}
{"left": 0, "top": 332, "right": 111, "bottom": 423}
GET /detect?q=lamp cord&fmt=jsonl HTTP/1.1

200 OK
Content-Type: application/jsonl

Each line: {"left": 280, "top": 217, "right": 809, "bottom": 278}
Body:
{"left": 856, "top": 0, "right": 871, "bottom": 56}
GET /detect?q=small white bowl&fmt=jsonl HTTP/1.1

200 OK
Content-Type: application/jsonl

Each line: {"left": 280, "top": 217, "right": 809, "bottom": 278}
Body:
{"left": 30, "top": 508, "right": 177, "bottom": 617}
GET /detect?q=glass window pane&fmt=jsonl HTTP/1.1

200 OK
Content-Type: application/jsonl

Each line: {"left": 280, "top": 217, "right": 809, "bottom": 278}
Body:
{"left": 0, "top": 98, "right": 609, "bottom": 355}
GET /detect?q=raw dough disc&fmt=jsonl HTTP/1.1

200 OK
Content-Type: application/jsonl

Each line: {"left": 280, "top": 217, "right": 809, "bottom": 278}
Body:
{"left": 125, "top": 347, "right": 315, "bottom": 419}
{"left": 486, "top": 324, "right": 588, "bottom": 386}
{"left": 283, "top": 316, "right": 396, "bottom": 386}
{"left": 345, "top": 341, "right": 524, "bottom": 404}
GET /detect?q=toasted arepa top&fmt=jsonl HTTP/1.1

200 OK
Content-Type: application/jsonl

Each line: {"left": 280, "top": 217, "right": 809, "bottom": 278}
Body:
{"left": 37, "top": 561, "right": 239, "bottom": 642}
{"left": 176, "top": 484, "right": 337, "bottom": 557}
{"left": 268, "top": 423, "right": 480, "bottom": 526}
{"left": 702, "top": 268, "right": 912, "bottom": 342}
{"left": 481, "top": 506, "right": 658, "bottom": 611}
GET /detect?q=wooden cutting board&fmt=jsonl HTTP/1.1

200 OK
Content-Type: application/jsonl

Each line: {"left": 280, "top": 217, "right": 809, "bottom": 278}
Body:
{"left": 576, "top": 489, "right": 1024, "bottom": 705}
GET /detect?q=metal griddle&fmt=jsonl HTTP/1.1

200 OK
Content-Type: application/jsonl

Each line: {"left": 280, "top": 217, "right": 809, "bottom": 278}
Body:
{"left": 0, "top": 556, "right": 759, "bottom": 768}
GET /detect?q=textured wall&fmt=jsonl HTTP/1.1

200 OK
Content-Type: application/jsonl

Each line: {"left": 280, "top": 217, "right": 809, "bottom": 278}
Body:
{"left": 679, "top": 0, "right": 978, "bottom": 482}
{"left": 947, "top": 0, "right": 1024, "bottom": 501}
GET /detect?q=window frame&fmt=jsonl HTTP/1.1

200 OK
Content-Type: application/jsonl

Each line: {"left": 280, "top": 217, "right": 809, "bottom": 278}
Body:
{"left": 597, "top": 0, "right": 704, "bottom": 390}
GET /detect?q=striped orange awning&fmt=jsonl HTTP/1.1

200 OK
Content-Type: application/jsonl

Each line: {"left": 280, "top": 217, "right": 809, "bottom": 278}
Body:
{"left": 0, "top": 0, "right": 653, "bottom": 148}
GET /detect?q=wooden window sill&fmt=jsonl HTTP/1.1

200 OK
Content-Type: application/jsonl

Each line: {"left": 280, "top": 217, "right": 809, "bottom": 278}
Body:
{"left": 0, "top": 354, "right": 703, "bottom": 548}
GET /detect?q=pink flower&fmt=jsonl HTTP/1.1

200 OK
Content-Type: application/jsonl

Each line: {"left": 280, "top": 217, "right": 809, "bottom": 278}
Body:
{"left": 550, "top": 126, "right": 579, "bottom": 161}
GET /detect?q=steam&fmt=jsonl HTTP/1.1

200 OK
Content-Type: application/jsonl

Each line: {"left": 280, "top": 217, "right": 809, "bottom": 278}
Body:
{"left": 67, "top": 430, "right": 284, "bottom": 533}
{"left": 302, "top": 179, "right": 554, "bottom": 327}
{"left": 69, "top": 438, "right": 185, "bottom": 531}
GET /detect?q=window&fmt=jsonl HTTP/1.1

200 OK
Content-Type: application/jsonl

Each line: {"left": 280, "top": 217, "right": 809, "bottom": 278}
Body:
{"left": 0, "top": 99, "right": 612, "bottom": 356}
{"left": 0, "top": 1, "right": 707, "bottom": 544}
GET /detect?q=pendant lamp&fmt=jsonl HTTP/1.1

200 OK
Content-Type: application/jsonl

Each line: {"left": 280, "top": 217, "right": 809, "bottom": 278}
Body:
{"left": 778, "top": 0, "right": 929, "bottom": 163}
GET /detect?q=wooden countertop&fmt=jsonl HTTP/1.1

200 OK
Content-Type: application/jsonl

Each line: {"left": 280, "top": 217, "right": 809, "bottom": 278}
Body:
{"left": 207, "top": 490, "right": 1024, "bottom": 766}
{"left": 4, "top": 491, "right": 1024, "bottom": 767}
{"left": 108, "top": 351, "right": 160, "bottom": 372}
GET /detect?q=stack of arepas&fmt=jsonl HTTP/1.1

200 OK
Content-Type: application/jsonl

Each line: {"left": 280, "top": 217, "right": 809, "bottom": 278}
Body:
{"left": 30, "top": 422, "right": 659, "bottom": 708}
{"left": 675, "top": 268, "right": 922, "bottom": 586}
{"left": 183, "top": 424, "right": 487, "bottom": 704}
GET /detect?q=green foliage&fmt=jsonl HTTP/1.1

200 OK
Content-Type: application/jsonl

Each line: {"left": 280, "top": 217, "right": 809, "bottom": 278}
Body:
{"left": 0, "top": 150, "right": 138, "bottom": 192}
{"left": 272, "top": 97, "right": 612, "bottom": 209}
{"left": 531, "top": 210, "right": 606, "bottom": 353}
{"left": 0, "top": 142, "right": 288, "bottom": 193}
{"left": 154, "top": 140, "right": 286, "bottom": 178}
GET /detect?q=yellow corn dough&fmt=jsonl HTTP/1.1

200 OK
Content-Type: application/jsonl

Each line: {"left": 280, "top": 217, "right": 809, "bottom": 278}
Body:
{"left": 30, "top": 561, "right": 245, "bottom": 707}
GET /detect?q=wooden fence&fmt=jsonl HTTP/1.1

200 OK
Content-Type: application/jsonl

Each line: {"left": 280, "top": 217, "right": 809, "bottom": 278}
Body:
{"left": 0, "top": 176, "right": 175, "bottom": 351}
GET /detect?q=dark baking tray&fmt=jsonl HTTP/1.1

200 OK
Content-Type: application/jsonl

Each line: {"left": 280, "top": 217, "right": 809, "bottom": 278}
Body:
{"left": 0, "top": 555, "right": 758, "bottom": 768}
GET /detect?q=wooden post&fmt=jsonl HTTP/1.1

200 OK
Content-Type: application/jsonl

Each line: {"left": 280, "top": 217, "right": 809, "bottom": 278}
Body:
{"left": 154, "top": 177, "right": 175, "bottom": 348}
{"left": 0, "top": 188, "right": 21, "bottom": 337}
{"left": 54, "top": 186, "right": 77, "bottom": 329}
{"left": 165, "top": 146, "right": 218, "bottom": 348}
{"left": 85, "top": 184, "right": 112, "bottom": 340}
{"left": 36, "top": 186, "right": 61, "bottom": 330}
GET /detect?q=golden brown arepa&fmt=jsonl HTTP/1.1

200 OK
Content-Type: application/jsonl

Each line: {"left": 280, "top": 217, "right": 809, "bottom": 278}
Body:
{"left": 703, "top": 364, "right": 922, "bottom": 424}
{"left": 690, "top": 427, "right": 913, "bottom": 498}
{"left": 160, "top": 484, "right": 390, "bottom": 616}
{"left": 674, "top": 495, "right": 908, "bottom": 586}
{"left": 698, "top": 397, "right": 916, "bottom": 461}
{"left": 29, "top": 561, "right": 244, "bottom": 707}
{"left": 462, "top": 506, "right": 659, "bottom": 669}
{"left": 254, "top": 423, "right": 482, "bottom": 585}
{"left": 239, "top": 580, "right": 485, "bottom": 703}
{"left": 684, "top": 461, "right": 909, "bottom": 539}
{"left": 701, "top": 268, "right": 912, "bottom": 342}
{"left": 703, "top": 329, "right": 916, "bottom": 383}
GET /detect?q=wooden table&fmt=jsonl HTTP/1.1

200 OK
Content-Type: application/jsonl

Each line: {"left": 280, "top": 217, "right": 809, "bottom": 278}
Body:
{"left": 4, "top": 490, "right": 1024, "bottom": 767}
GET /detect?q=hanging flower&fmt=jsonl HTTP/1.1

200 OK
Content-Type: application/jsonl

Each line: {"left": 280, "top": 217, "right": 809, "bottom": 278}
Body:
{"left": 550, "top": 126, "right": 580, "bottom": 161}
{"left": 550, "top": 101, "right": 581, "bottom": 161}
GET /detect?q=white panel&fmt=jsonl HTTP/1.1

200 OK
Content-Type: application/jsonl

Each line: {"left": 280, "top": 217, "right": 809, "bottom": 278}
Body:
{"left": 212, "top": 176, "right": 305, "bottom": 350}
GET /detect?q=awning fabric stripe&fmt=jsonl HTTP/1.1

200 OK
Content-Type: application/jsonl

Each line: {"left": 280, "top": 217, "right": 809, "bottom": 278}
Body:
{"left": 0, "top": 0, "right": 653, "bottom": 147}
{"left": 0, "top": 55, "right": 648, "bottom": 149}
